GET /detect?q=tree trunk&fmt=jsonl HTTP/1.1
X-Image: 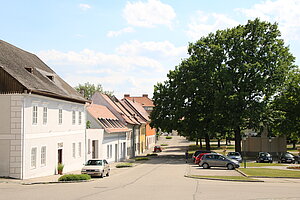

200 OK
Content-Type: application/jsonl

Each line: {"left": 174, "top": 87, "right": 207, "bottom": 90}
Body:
{"left": 205, "top": 134, "right": 211, "bottom": 151}
{"left": 217, "top": 139, "right": 221, "bottom": 148}
{"left": 293, "top": 141, "right": 296, "bottom": 150}
{"left": 200, "top": 138, "right": 203, "bottom": 149}
{"left": 234, "top": 127, "right": 241, "bottom": 153}
{"left": 196, "top": 138, "right": 199, "bottom": 146}
{"left": 226, "top": 138, "right": 228, "bottom": 146}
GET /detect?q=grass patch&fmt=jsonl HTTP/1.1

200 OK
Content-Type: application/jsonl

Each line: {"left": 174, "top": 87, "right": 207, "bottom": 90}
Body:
{"left": 189, "top": 175, "right": 259, "bottom": 182}
{"left": 135, "top": 157, "right": 149, "bottom": 161}
{"left": 239, "top": 168, "right": 300, "bottom": 178}
{"left": 147, "top": 153, "right": 158, "bottom": 157}
{"left": 116, "top": 163, "right": 133, "bottom": 168}
{"left": 160, "top": 144, "right": 168, "bottom": 146}
{"left": 166, "top": 136, "right": 172, "bottom": 139}
{"left": 58, "top": 174, "right": 91, "bottom": 181}
{"left": 244, "top": 162, "right": 285, "bottom": 167}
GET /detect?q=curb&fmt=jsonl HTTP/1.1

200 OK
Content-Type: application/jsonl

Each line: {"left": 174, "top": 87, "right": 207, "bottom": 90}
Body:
{"left": 236, "top": 169, "right": 248, "bottom": 177}
{"left": 184, "top": 175, "right": 264, "bottom": 182}
{"left": 22, "top": 180, "right": 93, "bottom": 185}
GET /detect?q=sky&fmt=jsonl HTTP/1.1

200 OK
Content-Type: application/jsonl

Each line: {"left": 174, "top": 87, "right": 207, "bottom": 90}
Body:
{"left": 1, "top": 0, "right": 300, "bottom": 98}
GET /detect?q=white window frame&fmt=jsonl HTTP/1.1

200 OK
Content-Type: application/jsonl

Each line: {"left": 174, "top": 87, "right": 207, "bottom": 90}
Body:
{"left": 32, "top": 106, "right": 38, "bottom": 125}
{"left": 72, "top": 143, "right": 76, "bottom": 158}
{"left": 107, "top": 145, "right": 109, "bottom": 159}
{"left": 59, "top": 109, "right": 62, "bottom": 125}
{"left": 43, "top": 107, "right": 47, "bottom": 125}
{"left": 110, "top": 145, "right": 112, "bottom": 158}
{"left": 31, "top": 147, "right": 37, "bottom": 169}
{"left": 78, "top": 142, "right": 81, "bottom": 157}
{"left": 78, "top": 112, "right": 82, "bottom": 125}
{"left": 72, "top": 111, "right": 76, "bottom": 125}
{"left": 41, "top": 146, "right": 46, "bottom": 166}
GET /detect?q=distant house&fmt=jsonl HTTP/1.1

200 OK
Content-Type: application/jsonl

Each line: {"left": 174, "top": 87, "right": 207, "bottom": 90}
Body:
{"left": 86, "top": 104, "right": 129, "bottom": 162}
{"left": 123, "top": 94, "right": 156, "bottom": 150}
{"left": 91, "top": 93, "right": 140, "bottom": 158}
{"left": 0, "top": 40, "right": 87, "bottom": 179}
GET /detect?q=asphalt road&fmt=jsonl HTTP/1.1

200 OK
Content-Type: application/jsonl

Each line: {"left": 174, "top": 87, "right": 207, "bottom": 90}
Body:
{"left": 1, "top": 136, "right": 300, "bottom": 200}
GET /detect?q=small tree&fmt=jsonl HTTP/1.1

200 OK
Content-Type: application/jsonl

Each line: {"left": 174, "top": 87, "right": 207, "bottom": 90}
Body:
{"left": 74, "top": 82, "right": 113, "bottom": 99}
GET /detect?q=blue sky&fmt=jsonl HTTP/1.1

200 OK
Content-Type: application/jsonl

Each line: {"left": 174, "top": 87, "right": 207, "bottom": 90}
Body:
{"left": 1, "top": 0, "right": 300, "bottom": 98}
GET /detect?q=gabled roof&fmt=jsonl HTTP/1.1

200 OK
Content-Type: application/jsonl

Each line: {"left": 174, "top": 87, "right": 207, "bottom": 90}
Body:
{"left": 0, "top": 40, "right": 86, "bottom": 103}
{"left": 91, "top": 92, "right": 140, "bottom": 125}
{"left": 87, "top": 103, "right": 129, "bottom": 133}
{"left": 120, "top": 98, "right": 150, "bottom": 124}
{"left": 124, "top": 94, "right": 154, "bottom": 107}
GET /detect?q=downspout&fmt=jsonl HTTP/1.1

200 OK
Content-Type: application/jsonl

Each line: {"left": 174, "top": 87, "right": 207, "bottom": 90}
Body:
{"left": 132, "top": 125, "right": 135, "bottom": 158}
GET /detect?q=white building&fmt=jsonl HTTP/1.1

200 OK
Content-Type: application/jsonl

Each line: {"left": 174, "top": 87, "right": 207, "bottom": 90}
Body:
{"left": 86, "top": 104, "right": 129, "bottom": 163}
{"left": 0, "top": 40, "right": 87, "bottom": 179}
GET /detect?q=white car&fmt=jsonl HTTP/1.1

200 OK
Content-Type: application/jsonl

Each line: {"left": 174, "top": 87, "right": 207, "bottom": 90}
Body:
{"left": 81, "top": 159, "right": 110, "bottom": 177}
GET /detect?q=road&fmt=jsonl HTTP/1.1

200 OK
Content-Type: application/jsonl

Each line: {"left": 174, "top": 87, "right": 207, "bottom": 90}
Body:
{"left": 1, "top": 136, "right": 300, "bottom": 200}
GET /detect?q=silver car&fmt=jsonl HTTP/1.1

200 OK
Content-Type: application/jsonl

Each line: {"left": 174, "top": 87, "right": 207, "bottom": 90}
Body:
{"left": 227, "top": 152, "right": 242, "bottom": 163}
{"left": 199, "top": 153, "right": 240, "bottom": 170}
{"left": 81, "top": 159, "right": 110, "bottom": 177}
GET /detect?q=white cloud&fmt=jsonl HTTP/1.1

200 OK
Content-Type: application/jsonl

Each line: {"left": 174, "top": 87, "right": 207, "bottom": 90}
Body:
{"left": 123, "top": 0, "right": 176, "bottom": 28}
{"left": 186, "top": 11, "right": 239, "bottom": 40}
{"left": 38, "top": 49, "right": 163, "bottom": 72}
{"left": 237, "top": 0, "right": 300, "bottom": 41}
{"left": 107, "top": 27, "right": 135, "bottom": 38}
{"left": 79, "top": 4, "right": 91, "bottom": 11}
{"left": 116, "top": 40, "right": 187, "bottom": 58}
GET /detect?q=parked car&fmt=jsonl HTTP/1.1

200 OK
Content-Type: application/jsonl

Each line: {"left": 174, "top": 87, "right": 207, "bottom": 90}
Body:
{"left": 199, "top": 153, "right": 240, "bottom": 170}
{"left": 278, "top": 152, "right": 295, "bottom": 164}
{"left": 195, "top": 153, "right": 211, "bottom": 164}
{"left": 227, "top": 152, "right": 242, "bottom": 163}
{"left": 192, "top": 150, "right": 214, "bottom": 162}
{"left": 81, "top": 159, "right": 110, "bottom": 177}
{"left": 153, "top": 145, "right": 162, "bottom": 152}
{"left": 256, "top": 152, "right": 273, "bottom": 163}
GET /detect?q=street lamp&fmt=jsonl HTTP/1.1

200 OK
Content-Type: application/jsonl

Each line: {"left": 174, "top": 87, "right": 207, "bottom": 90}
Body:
{"left": 243, "top": 136, "right": 247, "bottom": 168}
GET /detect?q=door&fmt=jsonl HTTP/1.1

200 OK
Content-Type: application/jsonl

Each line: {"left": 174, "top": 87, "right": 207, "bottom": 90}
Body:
{"left": 92, "top": 140, "right": 98, "bottom": 159}
{"left": 58, "top": 149, "right": 63, "bottom": 164}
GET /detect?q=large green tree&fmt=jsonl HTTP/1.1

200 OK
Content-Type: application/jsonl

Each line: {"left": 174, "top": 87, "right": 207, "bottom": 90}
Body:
{"left": 151, "top": 19, "right": 296, "bottom": 152}
{"left": 74, "top": 82, "right": 113, "bottom": 99}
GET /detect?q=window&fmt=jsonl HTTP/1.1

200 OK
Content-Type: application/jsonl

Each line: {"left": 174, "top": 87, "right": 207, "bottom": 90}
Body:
{"left": 72, "top": 111, "right": 76, "bottom": 125}
{"left": 72, "top": 143, "right": 76, "bottom": 158}
{"left": 78, "top": 112, "right": 82, "bottom": 125}
{"left": 59, "top": 109, "right": 62, "bottom": 125}
{"left": 41, "top": 146, "right": 46, "bottom": 166}
{"left": 43, "top": 107, "right": 47, "bottom": 125}
{"left": 88, "top": 139, "right": 91, "bottom": 154}
{"left": 78, "top": 142, "right": 81, "bottom": 157}
{"left": 107, "top": 144, "right": 113, "bottom": 159}
{"left": 110, "top": 145, "right": 112, "bottom": 158}
{"left": 107, "top": 145, "right": 110, "bottom": 158}
{"left": 31, "top": 147, "right": 37, "bottom": 168}
{"left": 32, "top": 106, "right": 38, "bottom": 125}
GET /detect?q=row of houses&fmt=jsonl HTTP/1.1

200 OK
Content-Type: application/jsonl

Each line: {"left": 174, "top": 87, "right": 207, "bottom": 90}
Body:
{"left": 0, "top": 40, "right": 156, "bottom": 179}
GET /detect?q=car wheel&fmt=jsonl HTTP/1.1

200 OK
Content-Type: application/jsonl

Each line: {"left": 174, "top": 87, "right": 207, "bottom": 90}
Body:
{"left": 106, "top": 170, "right": 110, "bottom": 177}
{"left": 292, "top": 161, "right": 295, "bottom": 164}
{"left": 202, "top": 163, "right": 209, "bottom": 169}
{"left": 270, "top": 161, "right": 273, "bottom": 163}
{"left": 227, "top": 164, "right": 234, "bottom": 170}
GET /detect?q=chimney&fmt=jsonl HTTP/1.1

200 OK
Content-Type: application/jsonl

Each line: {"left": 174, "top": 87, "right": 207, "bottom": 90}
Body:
{"left": 124, "top": 94, "right": 130, "bottom": 98}
{"left": 142, "top": 94, "right": 148, "bottom": 98}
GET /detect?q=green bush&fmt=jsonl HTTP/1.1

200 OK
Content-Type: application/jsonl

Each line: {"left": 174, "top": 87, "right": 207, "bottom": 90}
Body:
{"left": 116, "top": 163, "right": 133, "bottom": 168}
{"left": 58, "top": 174, "right": 91, "bottom": 181}
{"left": 166, "top": 136, "right": 172, "bottom": 139}
{"left": 147, "top": 153, "right": 158, "bottom": 157}
{"left": 135, "top": 157, "right": 149, "bottom": 161}
{"left": 161, "top": 144, "right": 168, "bottom": 146}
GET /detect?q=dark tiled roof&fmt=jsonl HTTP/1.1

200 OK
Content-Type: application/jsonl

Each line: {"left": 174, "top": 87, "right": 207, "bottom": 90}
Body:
{"left": 0, "top": 40, "right": 86, "bottom": 103}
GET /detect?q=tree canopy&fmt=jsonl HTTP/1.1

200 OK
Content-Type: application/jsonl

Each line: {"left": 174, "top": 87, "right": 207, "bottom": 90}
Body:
{"left": 74, "top": 82, "right": 113, "bottom": 99}
{"left": 150, "top": 19, "right": 296, "bottom": 152}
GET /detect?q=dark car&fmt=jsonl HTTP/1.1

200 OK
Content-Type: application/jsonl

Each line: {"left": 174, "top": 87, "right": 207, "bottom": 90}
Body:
{"left": 256, "top": 152, "right": 273, "bottom": 163}
{"left": 192, "top": 150, "right": 214, "bottom": 162}
{"left": 199, "top": 153, "right": 240, "bottom": 170}
{"left": 278, "top": 153, "right": 295, "bottom": 164}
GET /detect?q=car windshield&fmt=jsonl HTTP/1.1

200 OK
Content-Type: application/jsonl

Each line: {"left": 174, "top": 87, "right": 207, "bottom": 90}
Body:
{"left": 284, "top": 153, "right": 294, "bottom": 158}
{"left": 228, "top": 152, "right": 240, "bottom": 156}
{"left": 85, "top": 160, "right": 103, "bottom": 166}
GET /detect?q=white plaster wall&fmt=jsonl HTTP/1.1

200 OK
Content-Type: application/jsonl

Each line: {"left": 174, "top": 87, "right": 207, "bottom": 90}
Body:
{"left": 22, "top": 94, "right": 86, "bottom": 179}
{"left": 102, "top": 132, "right": 127, "bottom": 163}
{"left": 86, "top": 129, "right": 104, "bottom": 161}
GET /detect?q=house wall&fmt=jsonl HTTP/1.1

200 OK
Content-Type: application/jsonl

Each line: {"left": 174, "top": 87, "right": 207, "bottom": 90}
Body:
{"left": 86, "top": 129, "right": 104, "bottom": 161}
{"left": 0, "top": 94, "right": 23, "bottom": 178}
{"left": 145, "top": 123, "right": 156, "bottom": 150}
{"left": 139, "top": 124, "right": 146, "bottom": 153}
{"left": 102, "top": 132, "right": 127, "bottom": 163}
